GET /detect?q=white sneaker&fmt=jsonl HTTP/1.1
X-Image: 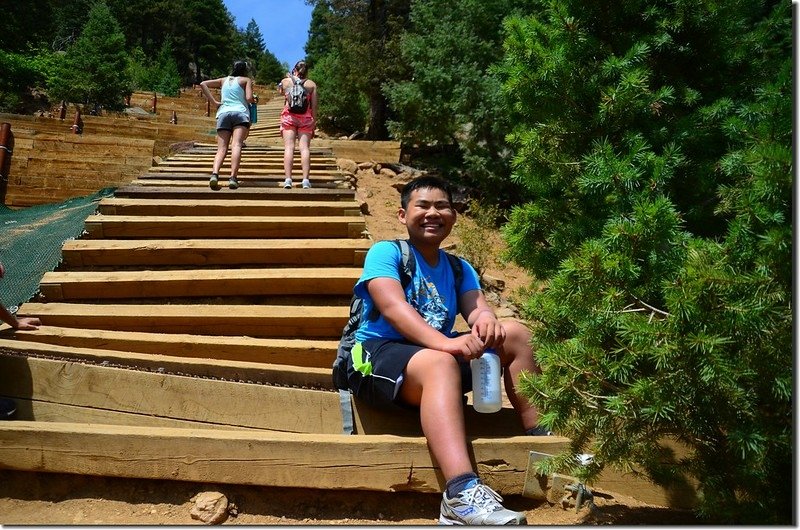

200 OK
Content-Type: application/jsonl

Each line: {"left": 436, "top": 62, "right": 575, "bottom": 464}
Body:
{"left": 302, "top": 179, "right": 311, "bottom": 189}
{"left": 282, "top": 178, "right": 292, "bottom": 189}
{"left": 439, "top": 481, "right": 527, "bottom": 525}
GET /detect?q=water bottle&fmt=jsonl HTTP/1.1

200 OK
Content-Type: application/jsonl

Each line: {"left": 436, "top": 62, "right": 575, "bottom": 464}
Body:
{"left": 471, "top": 349, "right": 502, "bottom": 413}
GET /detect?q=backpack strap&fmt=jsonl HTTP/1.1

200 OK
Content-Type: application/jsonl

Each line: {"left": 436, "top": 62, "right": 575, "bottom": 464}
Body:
{"left": 444, "top": 251, "right": 464, "bottom": 292}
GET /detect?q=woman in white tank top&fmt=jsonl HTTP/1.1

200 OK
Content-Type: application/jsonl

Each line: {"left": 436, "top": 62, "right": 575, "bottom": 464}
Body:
{"left": 200, "top": 60, "right": 255, "bottom": 190}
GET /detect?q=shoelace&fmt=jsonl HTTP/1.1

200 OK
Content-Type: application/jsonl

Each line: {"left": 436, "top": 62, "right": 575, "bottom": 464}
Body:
{"left": 461, "top": 483, "right": 504, "bottom": 512}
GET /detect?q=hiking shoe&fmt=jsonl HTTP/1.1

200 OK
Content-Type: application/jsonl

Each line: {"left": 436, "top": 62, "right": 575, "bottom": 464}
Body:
{"left": 228, "top": 177, "right": 239, "bottom": 190}
{"left": 282, "top": 178, "right": 293, "bottom": 189}
{"left": 439, "top": 481, "right": 527, "bottom": 525}
{"left": 209, "top": 174, "right": 220, "bottom": 190}
{"left": 0, "top": 398, "right": 17, "bottom": 420}
{"left": 526, "top": 425, "right": 553, "bottom": 436}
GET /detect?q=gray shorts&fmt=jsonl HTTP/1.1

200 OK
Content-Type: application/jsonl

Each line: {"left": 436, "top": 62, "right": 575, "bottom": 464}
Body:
{"left": 216, "top": 111, "right": 251, "bottom": 131}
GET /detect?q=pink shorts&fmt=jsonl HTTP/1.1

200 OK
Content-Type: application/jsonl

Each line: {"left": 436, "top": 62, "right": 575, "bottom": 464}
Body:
{"left": 280, "top": 110, "right": 315, "bottom": 136}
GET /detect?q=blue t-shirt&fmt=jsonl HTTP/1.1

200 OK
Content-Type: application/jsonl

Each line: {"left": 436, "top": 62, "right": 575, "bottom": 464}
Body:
{"left": 353, "top": 240, "right": 481, "bottom": 343}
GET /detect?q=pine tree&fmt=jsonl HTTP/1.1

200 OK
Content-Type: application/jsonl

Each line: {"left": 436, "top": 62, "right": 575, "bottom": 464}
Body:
{"left": 47, "top": 2, "right": 132, "bottom": 110}
{"left": 500, "top": 0, "right": 791, "bottom": 523}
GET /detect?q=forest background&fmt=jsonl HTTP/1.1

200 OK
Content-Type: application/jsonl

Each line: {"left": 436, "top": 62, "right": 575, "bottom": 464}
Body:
{"left": 0, "top": 0, "right": 792, "bottom": 524}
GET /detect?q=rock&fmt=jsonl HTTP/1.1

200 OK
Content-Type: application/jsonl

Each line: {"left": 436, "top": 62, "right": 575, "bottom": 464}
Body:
{"left": 379, "top": 167, "right": 398, "bottom": 179}
{"left": 495, "top": 306, "right": 517, "bottom": 319}
{"left": 337, "top": 158, "right": 358, "bottom": 174}
{"left": 359, "top": 200, "right": 370, "bottom": 215}
{"left": 357, "top": 161, "right": 375, "bottom": 171}
{"left": 190, "top": 491, "right": 229, "bottom": 525}
{"left": 482, "top": 274, "right": 506, "bottom": 292}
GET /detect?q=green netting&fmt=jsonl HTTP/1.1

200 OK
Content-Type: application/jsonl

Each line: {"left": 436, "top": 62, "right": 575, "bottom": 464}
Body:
{"left": 0, "top": 188, "right": 116, "bottom": 310}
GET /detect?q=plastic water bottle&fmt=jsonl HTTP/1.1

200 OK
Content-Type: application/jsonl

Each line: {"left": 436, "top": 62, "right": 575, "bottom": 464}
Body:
{"left": 471, "top": 349, "right": 502, "bottom": 413}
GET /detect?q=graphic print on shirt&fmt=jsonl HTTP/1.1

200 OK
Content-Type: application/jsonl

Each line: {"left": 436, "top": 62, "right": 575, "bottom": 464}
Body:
{"left": 410, "top": 274, "right": 449, "bottom": 332}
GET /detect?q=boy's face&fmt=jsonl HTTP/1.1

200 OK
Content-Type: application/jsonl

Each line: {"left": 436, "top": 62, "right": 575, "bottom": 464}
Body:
{"left": 398, "top": 186, "right": 456, "bottom": 246}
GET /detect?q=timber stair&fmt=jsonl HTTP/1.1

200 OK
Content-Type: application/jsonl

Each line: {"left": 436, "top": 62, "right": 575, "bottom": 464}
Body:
{"left": 0, "top": 126, "right": 570, "bottom": 498}
{"left": 0, "top": 94, "right": 688, "bottom": 508}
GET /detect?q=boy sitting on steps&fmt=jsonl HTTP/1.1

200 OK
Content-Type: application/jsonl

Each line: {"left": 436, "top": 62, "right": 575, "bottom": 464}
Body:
{"left": 338, "top": 176, "right": 549, "bottom": 525}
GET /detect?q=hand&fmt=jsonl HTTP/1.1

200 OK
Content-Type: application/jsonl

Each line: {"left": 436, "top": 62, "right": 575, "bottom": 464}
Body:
{"left": 471, "top": 310, "right": 506, "bottom": 350}
{"left": 440, "top": 334, "right": 485, "bottom": 360}
{"left": 14, "top": 317, "right": 41, "bottom": 331}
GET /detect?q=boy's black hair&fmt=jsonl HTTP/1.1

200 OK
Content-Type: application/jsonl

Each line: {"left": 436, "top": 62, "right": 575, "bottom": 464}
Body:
{"left": 400, "top": 176, "right": 454, "bottom": 209}
{"left": 232, "top": 61, "right": 249, "bottom": 77}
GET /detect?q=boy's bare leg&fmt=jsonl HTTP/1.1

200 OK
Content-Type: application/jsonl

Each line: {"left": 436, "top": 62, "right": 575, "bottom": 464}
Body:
{"left": 499, "top": 320, "right": 540, "bottom": 430}
{"left": 400, "top": 349, "right": 474, "bottom": 480}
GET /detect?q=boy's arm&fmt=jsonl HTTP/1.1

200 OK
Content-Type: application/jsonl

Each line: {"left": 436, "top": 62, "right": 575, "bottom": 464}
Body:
{"left": 367, "top": 277, "right": 485, "bottom": 359}
{"left": 461, "top": 289, "right": 506, "bottom": 351}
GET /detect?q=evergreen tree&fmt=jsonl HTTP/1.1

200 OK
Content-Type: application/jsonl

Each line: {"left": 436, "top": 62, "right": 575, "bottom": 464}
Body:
{"left": 307, "top": 0, "right": 411, "bottom": 139}
{"left": 304, "top": 1, "right": 333, "bottom": 69}
{"left": 500, "top": 0, "right": 792, "bottom": 523}
{"left": 47, "top": 2, "right": 132, "bottom": 110}
{"left": 240, "top": 19, "right": 266, "bottom": 75}
{"left": 385, "top": 0, "right": 535, "bottom": 201}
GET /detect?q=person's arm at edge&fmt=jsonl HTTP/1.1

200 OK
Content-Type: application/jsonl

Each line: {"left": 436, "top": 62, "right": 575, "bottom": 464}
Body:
{"left": 0, "top": 304, "right": 40, "bottom": 330}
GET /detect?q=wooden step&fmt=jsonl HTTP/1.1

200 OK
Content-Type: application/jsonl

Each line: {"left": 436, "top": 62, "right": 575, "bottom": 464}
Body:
{"left": 132, "top": 176, "right": 341, "bottom": 186}
{"left": 60, "top": 239, "right": 371, "bottom": 267}
{"left": 0, "top": 353, "right": 341, "bottom": 433}
{"left": 0, "top": 339, "right": 536, "bottom": 437}
{"left": 97, "top": 198, "right": 362, "bottom": 216}
{"left": 0, "top": 326, "right": 337, "bottom": 368}
{"left": 0, "top": 422, "right": 566, "bottom": 495}
{"left": 83, "top": 215, "right": 366, "bottom": 239}
{"left": 39, "top": 268, "right": 362, "bottom": 300}
{"left": 113, "top": 185, "right": 356, "bottom": 201}
{"left": 18, "top": 303, "right": 349, "bottom": 338}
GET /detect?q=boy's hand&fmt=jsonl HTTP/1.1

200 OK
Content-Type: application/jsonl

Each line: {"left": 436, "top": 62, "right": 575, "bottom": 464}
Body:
{"left": 441, "top": 334, "right": 485, "bottom": 360}
{"left": 471, "top": 310, "right": 506, "bottom": 350}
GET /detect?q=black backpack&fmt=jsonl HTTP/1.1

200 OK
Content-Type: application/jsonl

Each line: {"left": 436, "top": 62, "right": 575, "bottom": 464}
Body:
{"left": 287, "top": 75, "right": 309, "bottom": 114}
{"left": 332, "top": 239, "right": 464, "bottom": 390}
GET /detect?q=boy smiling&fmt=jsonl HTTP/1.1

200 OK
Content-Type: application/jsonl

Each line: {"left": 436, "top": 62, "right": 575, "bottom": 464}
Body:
{"left": 339, "top": 176, "right": 548, "bottom": 525}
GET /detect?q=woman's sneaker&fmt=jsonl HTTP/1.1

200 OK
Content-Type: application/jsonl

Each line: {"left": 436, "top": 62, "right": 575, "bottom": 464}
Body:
{"left": 282, "top": 178, "right": 293, "bottom": 189}
{"left": 439, "top": 481, "right": 527, "bottom": 525}
{"left": 302, "top": 179, "right": 311, "bottom": 189}
{"left": 209, "top": 174, "right": 220, "bottom": 190}
{"left": 228, "top": 177, "right": 239, "bottom": 190}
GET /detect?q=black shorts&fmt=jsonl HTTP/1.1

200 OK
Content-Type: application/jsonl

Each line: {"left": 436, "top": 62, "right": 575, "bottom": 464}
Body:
{"left": 344, "top": 338, "right": 473, "bottom": 410}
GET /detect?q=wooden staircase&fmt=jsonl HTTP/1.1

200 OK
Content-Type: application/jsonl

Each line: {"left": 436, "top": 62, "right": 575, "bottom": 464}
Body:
{"left": 0, "top": 97, "right": 690, "bottom": 508}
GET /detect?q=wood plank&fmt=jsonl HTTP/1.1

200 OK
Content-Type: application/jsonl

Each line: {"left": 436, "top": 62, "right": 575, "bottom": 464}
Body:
{"left": 0, "top": 337, "right": 332, "bottom": 388}
{"left": 17, "top": 303, "right": 349, "bottom": 338}
{"left": 82, "top": 215, "right": 366, "bottom": 239}
{"left": 97, "top": 198, "right": 362, "bottom": 216}
{"left": 0, "top": 422, "right": 568, "bottom": 495}
{"left": 113, "top": 186, "right": 356, "bottom": 201}
{"left": 61, "top": 239, "right": 370, "bottom": 267}
{"left": 40, "top": 268, "right": 362, "bottom": 300}
{"left": 10, "top": 398, "right": 257, "bottom": 430}
{"left": 0, "top": 355, "right": 342, "bottom": 433}
{"left": 0, "top": 326, "right": 337, "bottom": 368}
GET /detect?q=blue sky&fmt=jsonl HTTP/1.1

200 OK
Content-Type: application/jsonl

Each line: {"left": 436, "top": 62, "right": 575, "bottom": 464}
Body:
{"left": 223, "top": 0, "right": 314, "bottom": 69}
